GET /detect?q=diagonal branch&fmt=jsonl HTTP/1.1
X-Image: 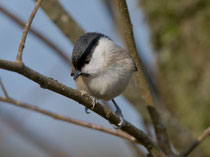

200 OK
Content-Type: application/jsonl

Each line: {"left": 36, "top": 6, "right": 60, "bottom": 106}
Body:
{"left": 147, "top": 106, "right": 173, "bottom": 156}
{"left": 40, "top": 0, "right": 84, "bottom": 44}
{"left": 16, "top": 0, "right": 42, "bottom": 62}
{"left": 112, "top": 0, "right": 171, "bottom": 156}
{"left": 0, "top": 78, "right": 9, "bottom": 98}
{"left": 180, "top": 126, "right": 210, "bottom": 157}
{"left": 113, "top": 0, "right": 155, "bottom": 107}
{"left": 0, "top": 59, "right": 163, "bottom": 155}
{"left": 0, "top": 6, "right": 72, "bottom": 67}
{"left": 0, "top": 96, "right": 135, "bottom": 142}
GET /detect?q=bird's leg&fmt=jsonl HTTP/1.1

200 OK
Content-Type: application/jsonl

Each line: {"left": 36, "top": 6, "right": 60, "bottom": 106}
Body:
{"left": 81, "top": 91, "right": 97, "bottom": 114}
{"left": 111, "top": 99, "right": 125, "bottom": 128}
{"left": 112, "top": 99, "right": 123, "bottom": 117}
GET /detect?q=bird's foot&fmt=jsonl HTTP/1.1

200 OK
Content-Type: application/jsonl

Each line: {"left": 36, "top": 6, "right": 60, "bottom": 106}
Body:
{"left": 114, "top": 105, "right": 125, "bottom": 129}
{"left": 81, "top": 91, "right": 97, "bottom": 114}
{"left": 85, "top": 96, "right": 97, "bottom": 114}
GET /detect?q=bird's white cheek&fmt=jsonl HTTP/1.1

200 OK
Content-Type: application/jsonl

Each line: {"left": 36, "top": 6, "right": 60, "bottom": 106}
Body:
{"left": 82, "top": 44, "right": 107, "bottom": 75}
{"left": 82, "top": 59, "right": 105, "bottom": 75}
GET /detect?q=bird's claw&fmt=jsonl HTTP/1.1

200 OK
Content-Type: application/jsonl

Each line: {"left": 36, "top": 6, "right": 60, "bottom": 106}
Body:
{"left": 49, "top": 77, "right": 58, "bottom": 82}
{"left": 85, "top": 107, "right": 91, "bottom": 114}
{"left": 113, "top": 115, "right": 125, "bottom": 129}
{"left": 84, "top": 96, "right": 97, "bottom": 114}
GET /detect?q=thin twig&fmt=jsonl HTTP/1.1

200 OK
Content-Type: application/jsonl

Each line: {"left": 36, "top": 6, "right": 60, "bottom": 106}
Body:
{"left": 0, "top": 79, "right": 9, "bottom": 98}
{"left": 0, "top": 59, "right": 162, "bottom": 155}
{"left": 198, "top": 127, "right": 210, "bottom": 141}
{"left": 0, "top": 96, "right": 136, "bottom": 142}
{"left": 16, "top": 0, "right": 42, "bottom": 61}
{"left": 0, "top": 6, "right": 72, "bottom": 67}
{"left": 180, "top": 126, "right": 210, "bottom": 157}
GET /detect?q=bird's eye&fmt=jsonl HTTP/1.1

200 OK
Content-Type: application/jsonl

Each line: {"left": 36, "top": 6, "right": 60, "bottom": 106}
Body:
{"left": 71, "top": 72, "right": 75, "bottom": 76}
{"left": 84, "top": 60, "right": 90, "bottom": 64}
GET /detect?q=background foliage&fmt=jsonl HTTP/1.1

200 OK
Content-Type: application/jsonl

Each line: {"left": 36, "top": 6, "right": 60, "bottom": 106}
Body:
{"left": 139, "top": 0, "right": 210, "bottom": 156}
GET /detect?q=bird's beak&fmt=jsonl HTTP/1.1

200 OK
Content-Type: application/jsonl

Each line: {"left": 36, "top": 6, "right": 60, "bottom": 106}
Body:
{"left": 73, "top": 70, "right": 82, "bottom": 80}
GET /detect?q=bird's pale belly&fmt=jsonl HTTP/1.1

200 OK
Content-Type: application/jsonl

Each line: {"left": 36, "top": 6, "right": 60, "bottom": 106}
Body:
{"left": 75, "top": 72, "right": 133, "bottom": 100}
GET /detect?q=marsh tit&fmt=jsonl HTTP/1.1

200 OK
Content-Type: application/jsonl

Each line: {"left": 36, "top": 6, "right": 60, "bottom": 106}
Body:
{"left": 71, "top": 32, "right": 137, "bottom": 125}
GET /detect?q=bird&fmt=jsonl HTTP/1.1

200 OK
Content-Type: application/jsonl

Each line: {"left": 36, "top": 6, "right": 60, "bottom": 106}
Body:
{"left": 71, "top": 32, "right": 137, "bottom": 126}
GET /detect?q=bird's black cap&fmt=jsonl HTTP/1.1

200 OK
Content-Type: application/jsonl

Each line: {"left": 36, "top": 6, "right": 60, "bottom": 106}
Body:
{"left": 72, "top": 32, "right": 108, "bottom": 70}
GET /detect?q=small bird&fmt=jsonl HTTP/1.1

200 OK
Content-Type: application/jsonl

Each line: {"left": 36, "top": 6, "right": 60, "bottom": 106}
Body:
{"left": 71, "top": 32, "right": 137, "bottom": 126}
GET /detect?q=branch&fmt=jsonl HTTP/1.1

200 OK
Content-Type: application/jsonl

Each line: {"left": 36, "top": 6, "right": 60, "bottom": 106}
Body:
{"left": 112, "top": 1, "right": 171, "bottom": 156}
{"left": 0, "top": 79, "right": 9, "bottom": 98}
{"left": 147, "top": 106, "right": 173, "bottom": 156}
{"left": 16, "top": 0, "right": 42, "bottom": 62}
{"left": 0, "top": 6, "right": 72, "bottom": 67}
{"left": 0, "top": 96, "right": 135, "bottom": 143}
{"left": 0, "top": 59, "right": 162, "bottom": 155}
{"left": 180, "top": 126, "right": 210, "bottom": 157}
{"left": 40, "top": 0, "right": 84, "bottom": 44}
{"left": 113, "top": 0, "right": 154, "bottom": 106}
